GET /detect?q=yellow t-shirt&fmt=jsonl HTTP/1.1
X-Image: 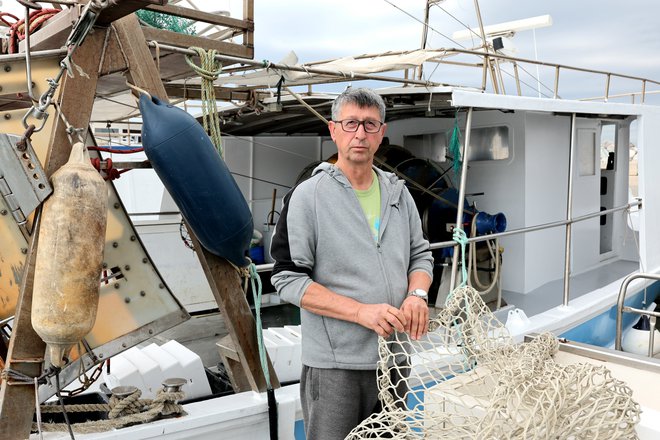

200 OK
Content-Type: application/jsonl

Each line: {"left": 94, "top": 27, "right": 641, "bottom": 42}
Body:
{"left": 354, "top": 171, "right": 381, "bottom": 242}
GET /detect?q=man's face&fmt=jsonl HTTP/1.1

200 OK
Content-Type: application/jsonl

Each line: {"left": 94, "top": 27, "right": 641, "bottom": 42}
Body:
{"left": 329, "top": 103, "right": 387, "bottom": 166}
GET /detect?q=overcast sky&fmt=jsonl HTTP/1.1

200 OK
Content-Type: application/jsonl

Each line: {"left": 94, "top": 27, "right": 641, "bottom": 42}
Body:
{"left": 5, "top": 0, "right": 660, "bottom": 102}
{"left": 248, "top": 0, "right": 660, "bottom": 103}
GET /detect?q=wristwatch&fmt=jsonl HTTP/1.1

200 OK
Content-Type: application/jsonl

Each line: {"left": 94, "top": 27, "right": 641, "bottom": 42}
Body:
{"left": 407, "top": 288, "right": 428, "bottom": 303}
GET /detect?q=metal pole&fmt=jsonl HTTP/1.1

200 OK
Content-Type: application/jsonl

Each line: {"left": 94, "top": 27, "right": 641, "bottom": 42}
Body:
{"left": 449, "top": 107, "right": 474, "bottom": 293}
{"left": 417, "top": 0, "right": 432, "bottom": 81}
{"left": 615, "top": 273, "right": 660, "bottom": 351}
{"left": 605, "top": 73, "right": 611, "bottom": 102}
{"left": 554, "top": 66, "right": 560, "bottom": 99}
{"left": 642, "top": 80, "right": 647, "bottom": 104}
{"left": 512, "top": 62, "right": 522, "bottom": 96}
{"left": 472, "top": 0, "right": 498, "bottom": 94}
{"left": 562, "top": 113, "right": 577, "bottom": 306}
{"left": 23, "top": 2, "right": 40, "bottom": 103}
{"left": 494, "top": 57, "right": 506, "bottom": 95}
{"left": 649, "top": 315, "right": 657, "bottom": 358}
{"left": 147, "top": 43, "right": 446, "bottom": 88}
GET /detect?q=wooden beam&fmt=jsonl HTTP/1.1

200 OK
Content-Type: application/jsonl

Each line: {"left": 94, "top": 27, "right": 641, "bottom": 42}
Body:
{"left": 0, "top": 212, "right": 43, "bottom": 438}
{"left": 96, "top": 0, "right": 166, "bottom": 26}
{"left": 243, "top": 0, "right": 254, "bottom": 52}
{"left": 217, "top": 335, "right": 254, "bottom": 392}
{"left": 144, "top": 4, "right": 253, "bottom": 30}
{"left": 99, "top": 25, "right": 129, "bottom": 76}
{"left": 112, "top": 14, "right": 168, "bottom": 100}
{"left": 0, "top": 28, "right": 107, "bottom": 439}
{"left": 190, "top": 231, "right": 279, "bottom": 393}
{"left": 141, "top": 27, "right": 253, "bottom": 59}
{"left": 18, "top": 5, "right": 81, "bottom": 52}
{"left": 164, "top": 83, "right": 250, "bottom": 101}
{"left": 112, "top": 13, "right": 277, "bottom": 393}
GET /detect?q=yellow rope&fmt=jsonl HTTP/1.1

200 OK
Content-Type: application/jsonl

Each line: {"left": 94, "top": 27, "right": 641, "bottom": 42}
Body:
{"left": 185, "top": 47, "right": 223, "bottom": 156}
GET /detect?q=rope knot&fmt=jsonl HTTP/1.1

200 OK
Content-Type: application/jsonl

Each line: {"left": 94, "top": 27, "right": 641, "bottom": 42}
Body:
{"left": 108, "top": 389, "right": 143, "bottom": 419}
{"left": 150, "top": 390, "right": 186, "bottom": 417}
{"left": 452, "top": 227, "right": 467, "bottom": 246}
{"left": 452, "top": 226, "right": 469, "bottom": 288}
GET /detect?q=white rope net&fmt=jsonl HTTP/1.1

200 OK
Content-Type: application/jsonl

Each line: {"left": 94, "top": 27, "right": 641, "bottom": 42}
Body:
{"left": 346, "top": 285, "right": 641, "bottom": 439}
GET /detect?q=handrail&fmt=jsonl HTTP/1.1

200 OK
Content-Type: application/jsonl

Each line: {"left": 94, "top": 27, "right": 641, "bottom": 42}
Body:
{"left": 255, "top": 201, "right": 642, "bottom": 275}
{"left": 131, "top": 43, "right": 660, "bottom": 102}
{"left": 429, "top": 199, "right": 642, "bottom": 250}
{"left": 615, "top": 273, "right": 660, "bottom": 356}
{"left": 442, "top": 47, "right": 660, "bottom": 87}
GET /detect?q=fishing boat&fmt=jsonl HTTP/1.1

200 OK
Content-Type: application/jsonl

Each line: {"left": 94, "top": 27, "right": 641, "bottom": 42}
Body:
{"left": 1, "top": 0, "right": 659, "bottom": 438}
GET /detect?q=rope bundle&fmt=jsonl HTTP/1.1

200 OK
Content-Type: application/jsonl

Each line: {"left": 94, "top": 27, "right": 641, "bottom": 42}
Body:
{"left": 8, "top": 8, "right": 59, "bottom": 54}
{"left": 34, "top": 388, "right": 186, "bottom": 434}
{"left": 185, "top": 47, "right": 223, "bottom": 155}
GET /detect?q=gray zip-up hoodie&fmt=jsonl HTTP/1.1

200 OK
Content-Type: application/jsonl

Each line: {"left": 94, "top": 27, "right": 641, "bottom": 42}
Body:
{"left": 270, "top": 163, "right": 433, "bottom": 369}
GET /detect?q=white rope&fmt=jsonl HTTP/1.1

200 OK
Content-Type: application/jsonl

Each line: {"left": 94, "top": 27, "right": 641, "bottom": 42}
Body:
{"left": 34, "top": 377, "right": 44, "bottom": 440}
{"left": 467, "top": 214, "right": 500, "bottom": 294}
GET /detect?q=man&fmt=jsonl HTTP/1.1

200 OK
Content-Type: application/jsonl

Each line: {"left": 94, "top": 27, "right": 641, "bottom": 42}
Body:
{"left": 270, "top": 87, "right": 433, "bottom": 439}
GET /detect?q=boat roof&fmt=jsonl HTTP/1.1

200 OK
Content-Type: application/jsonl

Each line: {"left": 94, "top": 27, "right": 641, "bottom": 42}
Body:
{"left": 213, "top": 85, "right": 659, "bottom": 137}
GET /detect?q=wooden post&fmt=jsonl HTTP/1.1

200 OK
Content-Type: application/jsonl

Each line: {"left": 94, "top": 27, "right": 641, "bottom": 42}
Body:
{"left": 0, "top": 28, "right": 106, "bottom": 439}
{"left": 243, "top": 0, "right": 254, "bottom": 57}
{"left": 190, "top": 232, "right": 279, "bottom": 392}
{"left": 112, "top": 13, "right": 277, "bottom": 392}
{"left": 1, "top": 12, "right": 273, "bottom": 437}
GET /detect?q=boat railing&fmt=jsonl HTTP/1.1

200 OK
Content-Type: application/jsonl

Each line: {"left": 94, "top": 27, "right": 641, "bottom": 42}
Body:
{"left": 255, "top": 200, "right": 642, "bottom": 311}
{"left": 436, "top": 47, "right": 660, "bottom": 103}
{"left": 615, "top": 272, "right": 660, "bottom": 357}
{"left": 127, "top": 42, "right": 660, "bottom": 104}
{"left": 429, "top": 200, "right": 641, "bottom": 249}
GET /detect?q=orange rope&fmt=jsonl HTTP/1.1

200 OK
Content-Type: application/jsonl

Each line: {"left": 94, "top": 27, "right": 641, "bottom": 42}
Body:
{"left": 0, "top": 11, "right": 19, "bottom": 28}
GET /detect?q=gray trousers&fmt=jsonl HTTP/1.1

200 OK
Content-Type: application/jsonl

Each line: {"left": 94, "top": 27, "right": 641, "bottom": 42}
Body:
{"left": 300, "top": 366, "right": 380, "bottom": 440}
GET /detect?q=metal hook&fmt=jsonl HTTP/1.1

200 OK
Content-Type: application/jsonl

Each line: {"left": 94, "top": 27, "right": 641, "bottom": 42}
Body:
{"left": 19, "top": 0, "right": 42, "bottom": 104}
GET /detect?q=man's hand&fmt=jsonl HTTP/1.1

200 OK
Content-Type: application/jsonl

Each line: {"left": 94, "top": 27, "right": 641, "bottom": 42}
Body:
{"left": 355, "top": 303, "right": 406, "bottom": 338}
{"left": 400, "top": 296, "right": 429, "bottom": 340}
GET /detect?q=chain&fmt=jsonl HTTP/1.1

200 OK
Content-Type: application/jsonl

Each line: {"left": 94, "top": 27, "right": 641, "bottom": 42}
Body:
{"left": 21, "top": 0, "right": 115, "bottom": 140}
{"left": 58, "top": 360, "right": 106, "bottom": 398}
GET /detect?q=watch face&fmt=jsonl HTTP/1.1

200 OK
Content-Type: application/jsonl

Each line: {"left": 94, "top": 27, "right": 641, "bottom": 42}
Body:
{"left": 411, "top": 289, "right": 428, "bottom": 299}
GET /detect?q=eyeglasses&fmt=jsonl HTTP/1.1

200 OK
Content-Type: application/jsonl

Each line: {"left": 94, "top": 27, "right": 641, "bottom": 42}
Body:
{"left": 334, "top": 119, "right": 384, "bottom": 133}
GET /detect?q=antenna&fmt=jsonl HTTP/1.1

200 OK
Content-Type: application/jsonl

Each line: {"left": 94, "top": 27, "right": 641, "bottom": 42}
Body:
{"left": 452, "top": 14, "right": 552, "bottom": 41}
{"left": 453, "top": 14, "right": 553, "bottom": 96}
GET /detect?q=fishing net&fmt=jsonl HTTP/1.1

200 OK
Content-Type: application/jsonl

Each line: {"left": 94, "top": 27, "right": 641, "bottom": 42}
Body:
{"left": 346, "top": 285, "right": 641, "bottom": 439}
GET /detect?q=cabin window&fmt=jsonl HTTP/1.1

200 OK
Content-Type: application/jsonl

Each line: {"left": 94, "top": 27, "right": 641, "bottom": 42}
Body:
{"left": 403, "top": 125, "right": 510, "bottom": 163}
{"left": 600, "top": 123, "right": 616, "bottom": 171}
{"left": 466, "top": 126, "right": 510, "bottom": 161}
{"left": 403, "top": 132, "right": 448, "bottom": 163}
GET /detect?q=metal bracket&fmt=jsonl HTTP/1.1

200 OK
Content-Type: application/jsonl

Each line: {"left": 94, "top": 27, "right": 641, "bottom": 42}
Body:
{"left": 0, "top": 133, "right": 52, "bottom": 227}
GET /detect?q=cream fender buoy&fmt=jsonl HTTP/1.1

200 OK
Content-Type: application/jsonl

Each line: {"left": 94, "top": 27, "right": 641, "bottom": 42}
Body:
{"left": 621, "top": 314, "right": 660, "bottom": 357}
{"left": 32, "top": 142, "right": 107, "bottom": 367}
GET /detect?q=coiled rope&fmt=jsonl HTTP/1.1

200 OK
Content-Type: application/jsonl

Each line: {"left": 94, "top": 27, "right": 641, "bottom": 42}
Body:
{"left": 33, "top": 388, "right": 186, "bottom": 434}
{"left": 8, "top": 8, "right": 59, "bottom": 54}
{"left": 185, "top": 47, "right": 223, "bottom": 155}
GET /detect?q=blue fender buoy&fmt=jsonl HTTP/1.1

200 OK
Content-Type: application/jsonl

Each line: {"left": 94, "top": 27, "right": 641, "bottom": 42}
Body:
{"left": 140, "top": 95, "right": 252, "bottom": 267}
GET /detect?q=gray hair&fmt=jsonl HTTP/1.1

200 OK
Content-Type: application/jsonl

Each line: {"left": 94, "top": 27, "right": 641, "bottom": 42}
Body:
{"left": 331, "top": 88, "right": 386, "bottom": 122}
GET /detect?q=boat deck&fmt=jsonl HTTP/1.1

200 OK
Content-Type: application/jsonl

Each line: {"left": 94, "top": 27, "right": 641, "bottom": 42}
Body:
{"left": 502, "top": 259, "right": 639, "bottom": 317}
